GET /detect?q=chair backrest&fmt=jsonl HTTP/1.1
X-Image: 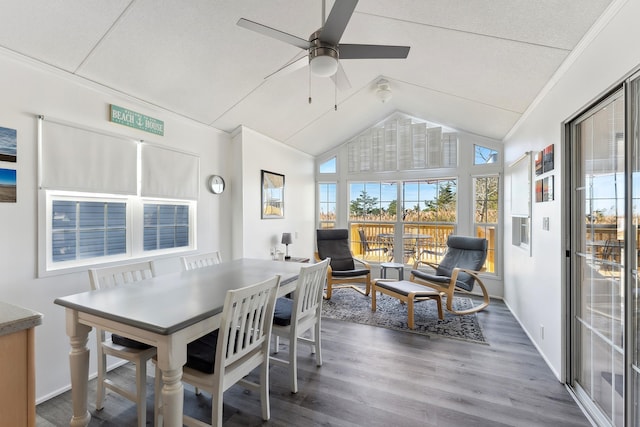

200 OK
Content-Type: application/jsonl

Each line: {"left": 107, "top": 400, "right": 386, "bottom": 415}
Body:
{"left": 88, "top": 261, "right": 156, "bottom": 291}
{"left": 293, "top": 258, "right": 330, "bottom": 323}
{"left": 436, "top": 235, "right": 487, "bottom": 291}
{"left": 357, "top": 228, "right": 370, "bottom": 252}
{"left": 181, "top": 251, "right": 222, "bottom": 271}
{"left": 217, "top": 275, "right": 280, "bottom": 377}
{"left": 316, "top": 229, "right": 355, "bottom": 271}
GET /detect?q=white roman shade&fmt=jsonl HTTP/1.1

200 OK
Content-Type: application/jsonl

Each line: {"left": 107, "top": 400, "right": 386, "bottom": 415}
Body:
{"left": 40, "top": 118, "right": 138, "bottom": 194}
{"left": 141, "top": 143, "right": 199, "bottom": 200}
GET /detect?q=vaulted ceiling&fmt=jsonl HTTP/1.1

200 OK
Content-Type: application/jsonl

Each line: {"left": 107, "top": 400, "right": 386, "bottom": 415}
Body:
{"left": 0, "top": 0, "right": 614, "bottom": 155}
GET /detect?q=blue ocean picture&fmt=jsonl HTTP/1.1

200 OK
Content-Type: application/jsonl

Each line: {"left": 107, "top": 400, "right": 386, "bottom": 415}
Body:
{"left": 0, "top": 167, "right": 16, "bottom": 202}
{"left": 0, "top": 125, "right": 17, "bottom": 162}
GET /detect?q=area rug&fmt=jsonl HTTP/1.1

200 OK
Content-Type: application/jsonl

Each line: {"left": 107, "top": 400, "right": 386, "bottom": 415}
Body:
{"left": 321, "top": 291, "right": 488, "bottom": 344}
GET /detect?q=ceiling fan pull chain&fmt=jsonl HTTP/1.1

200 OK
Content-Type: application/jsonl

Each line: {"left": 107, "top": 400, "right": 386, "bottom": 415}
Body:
{"left": 309, "top": 67, "right": 312, "bottom": 104}
{"left": 334, "top": 82, "right": 337, "bottom": 111}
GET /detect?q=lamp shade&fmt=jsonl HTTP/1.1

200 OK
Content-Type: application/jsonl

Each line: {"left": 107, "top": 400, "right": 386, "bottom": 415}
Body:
{"left": 309, "top": 45, "right": 339, "bottom": 77}
{"left": 281, "top": 233, "right": 293, "bottom": 245}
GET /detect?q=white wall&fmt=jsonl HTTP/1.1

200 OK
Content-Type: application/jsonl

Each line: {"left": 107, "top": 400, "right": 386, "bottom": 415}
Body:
{"left": 503, "top": 0, "right": 640, "bottom": 379}
{"left": 231, "top": 126, "right": 315, "bottom": 261}
{"left": 0, "top": 51, "right": 232, "bottom": 402}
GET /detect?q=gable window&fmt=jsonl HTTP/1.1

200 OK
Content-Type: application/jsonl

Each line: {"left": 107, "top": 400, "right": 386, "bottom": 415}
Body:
{"left": 319, "top": 157, "right": 337, "bottom": 174}
{"left": 474, "top": 144, "right": 499, "bottom": 165}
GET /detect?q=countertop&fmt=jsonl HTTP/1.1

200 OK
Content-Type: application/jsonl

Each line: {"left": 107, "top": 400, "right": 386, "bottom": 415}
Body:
{"left": 0, "top": 301, "right": 43, "bottom": 336}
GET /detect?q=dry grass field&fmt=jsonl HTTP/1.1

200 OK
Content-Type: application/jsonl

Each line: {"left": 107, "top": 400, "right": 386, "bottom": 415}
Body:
{"left": 0, "top": 184, "right": 16, "bottom": 202}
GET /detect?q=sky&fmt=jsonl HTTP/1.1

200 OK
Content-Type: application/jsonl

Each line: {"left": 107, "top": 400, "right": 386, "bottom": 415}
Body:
{"left": 0, "top": 168, "right": 16, "bottom": 186}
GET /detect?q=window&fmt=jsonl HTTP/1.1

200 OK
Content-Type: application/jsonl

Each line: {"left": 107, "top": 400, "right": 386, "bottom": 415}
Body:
{"left": 38, "top": 118, "right": 199, "bottom": 274}
{"left": 319, "top": 157, "right": 337, "bottom": 174}
{"left": 474, "top": 144, "right": 499, "bottom": 165}
{"left": 45, "top": 192, "right": 195, "bottom": 272}
{"left": 348, "top": 179, "right": 459, "bottom": 265}
{"left": 347, "top": 117, "right": 458, "bottom": 172}
{"left": 318, "top": 183, "right": 337, "bottom": 229}
{"left": 474, "top": 176, "right": 499, "bottom": 272}
{"left": 349, "top": 182, "right": 397, "bottom": 263}
{"left": 403, "top": 179, "right": 457, "bottom": 265}
{"left": 319, "top": 113, "right": 501, "bottom": 274}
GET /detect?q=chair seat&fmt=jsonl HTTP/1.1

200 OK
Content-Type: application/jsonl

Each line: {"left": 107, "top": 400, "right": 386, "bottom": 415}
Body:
{"left": 411, "top": 269, "right": 473, "bottom": 292}
{"left": 111, "top": 334, "right": 153, "bottom": 350}
{"left": 185, "top": 330, "right": 219, "bottom": 374}
{"left": 375, "top": 280, "right": 440, "bottom": 297}
{"left": 331, "top": 268, "right": 369, "bottom": 278}
{"left": 273, "top": 297, "right": 293, "bottom": 326}
{"left": 410, "top": 270, "right": 451, "bottom": 285}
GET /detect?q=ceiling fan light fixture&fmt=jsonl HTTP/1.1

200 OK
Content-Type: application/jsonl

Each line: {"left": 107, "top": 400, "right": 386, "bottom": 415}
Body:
{"left": 309, "top": 46, "right": 339, "bottom": 77}
{"left": 376, "top": 79, "right": 392, "bottom": 103}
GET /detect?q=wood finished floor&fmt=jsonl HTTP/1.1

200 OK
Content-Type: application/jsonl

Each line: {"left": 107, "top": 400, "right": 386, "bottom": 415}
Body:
{"left": 36, "top": 296, "right": 590, "bottom": 427}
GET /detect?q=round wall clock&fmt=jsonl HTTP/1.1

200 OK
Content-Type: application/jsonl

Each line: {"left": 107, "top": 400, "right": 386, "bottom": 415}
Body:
{"left": 207, "top": 175, "right": 225, "bottom": 194}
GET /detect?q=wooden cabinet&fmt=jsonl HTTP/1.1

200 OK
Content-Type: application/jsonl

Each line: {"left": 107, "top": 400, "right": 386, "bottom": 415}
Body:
{"left": 0, "top": 302, "right": 42, "bottom": 427}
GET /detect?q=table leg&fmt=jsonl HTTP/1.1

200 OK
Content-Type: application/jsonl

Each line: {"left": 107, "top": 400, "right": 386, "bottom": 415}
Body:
{"left": 159, "top": 368, "right": 184, "bottom": 427}
{"left": 155, "top": 344, "right": 186, "bottom": 427}
{"left": 65, "top": 309, "right": 92, "bottom": 427}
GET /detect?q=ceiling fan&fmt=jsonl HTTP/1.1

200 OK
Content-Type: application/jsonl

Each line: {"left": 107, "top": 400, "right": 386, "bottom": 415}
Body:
{"left": 237, "top": 0, "right": 410, "bottom": 93}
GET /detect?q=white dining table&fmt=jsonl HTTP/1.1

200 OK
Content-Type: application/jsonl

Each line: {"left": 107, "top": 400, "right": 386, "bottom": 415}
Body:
{"left": 54, "top": 258, "right": 306, "bottom": 427}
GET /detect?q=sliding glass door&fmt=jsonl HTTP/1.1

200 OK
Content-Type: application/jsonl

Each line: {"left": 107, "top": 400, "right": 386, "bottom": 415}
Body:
{"left": 568, "top": 72, "right": 640, "bottom": 426}
{"left": 569, "top": 89, "right": 625, "bottom": 426}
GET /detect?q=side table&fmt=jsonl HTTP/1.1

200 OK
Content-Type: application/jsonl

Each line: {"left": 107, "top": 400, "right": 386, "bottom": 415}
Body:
{"left": 380, "top": 262, "right": 404, "bottom": 280}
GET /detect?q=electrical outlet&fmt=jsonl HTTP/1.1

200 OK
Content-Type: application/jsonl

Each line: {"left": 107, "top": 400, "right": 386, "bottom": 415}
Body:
{"left": 543, "top": 217, "right": 549, "bottom": 231}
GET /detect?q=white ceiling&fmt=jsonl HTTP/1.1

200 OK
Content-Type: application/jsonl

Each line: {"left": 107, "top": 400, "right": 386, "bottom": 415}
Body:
{"left": 0, "top": 0, "right": 614, "bottom": 156}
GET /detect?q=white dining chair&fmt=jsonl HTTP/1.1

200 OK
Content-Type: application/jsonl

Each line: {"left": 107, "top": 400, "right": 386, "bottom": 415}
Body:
{"left": 88, "top": 261, "right": 157, "bottom": 427}
{"left": 179, "top": 250, "right": 222, "bottom": 397}
{"left": 154, "top": 274, "right": 280, "bottom": 427}
{"left": 180, "top": 251, "right": 222, "bottom": 271}
{"left": 270, "top": 258, "right": 330, "bottom": 393}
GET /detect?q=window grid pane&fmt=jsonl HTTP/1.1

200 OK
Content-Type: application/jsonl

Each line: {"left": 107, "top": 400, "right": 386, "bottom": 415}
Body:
{"left": 143, "top": 203, "right": 190, "bottom": 251}
{"left": 52, "top": 200, "right": 126, "bottom": 263}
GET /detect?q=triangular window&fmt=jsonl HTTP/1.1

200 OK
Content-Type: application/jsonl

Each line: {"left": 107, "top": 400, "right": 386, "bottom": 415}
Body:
{"left": 474, "top": 145, "right": 498, "bottom": 165}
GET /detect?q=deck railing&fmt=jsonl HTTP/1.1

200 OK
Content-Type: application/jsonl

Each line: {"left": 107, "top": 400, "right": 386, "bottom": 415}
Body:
{"left": 350, "top": 223, "right": 496, "bottom": 273}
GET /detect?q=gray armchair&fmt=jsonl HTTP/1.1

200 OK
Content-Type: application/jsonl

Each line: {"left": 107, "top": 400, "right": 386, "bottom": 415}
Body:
{"left": 410, "top": 235, "right": 490, "bottom": 314}
{"left": 315, "top": 229, "right": 371, "bottom": 299}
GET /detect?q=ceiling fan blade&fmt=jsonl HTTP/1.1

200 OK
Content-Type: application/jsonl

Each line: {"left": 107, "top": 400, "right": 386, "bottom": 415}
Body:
{"left": 319, "top": 0, "right": 358, "bottom": 45}
{"left": 264, "top": 52, "right": 308, "bottom": 80}
{"left": 237, "top": 18, "right": 311, "bottom": 50}
{"left": 339, "top": 44, "right": 410, "bottom": 59}
{"left": 331, "top": 62, "right": 351, "bottom": 91}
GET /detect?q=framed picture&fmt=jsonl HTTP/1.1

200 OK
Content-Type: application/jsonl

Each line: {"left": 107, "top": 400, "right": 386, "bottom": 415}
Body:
{"left": 261, "top": 170, "right": 284, "bottom": 219}
{"left": 0, "top": 126, "right": 17, "bottom": 163}
{"left": 0, "top": 168, "right": 16, "bottom": 202}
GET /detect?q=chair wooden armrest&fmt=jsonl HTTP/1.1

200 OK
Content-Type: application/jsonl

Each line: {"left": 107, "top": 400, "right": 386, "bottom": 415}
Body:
{"left": 353, "top": 257, "right": 371, "bottom": 270}
{"left": 413, "top": 260, "right": 438, "bottom": 270}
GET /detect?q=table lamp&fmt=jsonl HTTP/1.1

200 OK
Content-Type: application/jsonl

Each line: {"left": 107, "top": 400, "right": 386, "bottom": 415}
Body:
{"left": 281, "top": 232, "right": 292, "bottom": 260}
